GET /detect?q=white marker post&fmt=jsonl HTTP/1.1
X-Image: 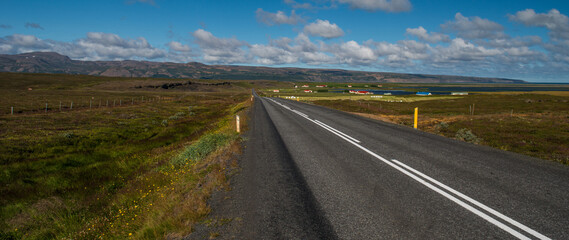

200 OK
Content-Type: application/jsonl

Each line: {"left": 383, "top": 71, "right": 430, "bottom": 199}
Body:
{"left": 236, "top": 115, "right": 241, "bottom": 133}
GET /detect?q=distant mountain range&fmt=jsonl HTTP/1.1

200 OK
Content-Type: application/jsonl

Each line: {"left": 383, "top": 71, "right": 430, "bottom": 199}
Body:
{"left": 0, "top": 52, "right": 525, "bottom": 83}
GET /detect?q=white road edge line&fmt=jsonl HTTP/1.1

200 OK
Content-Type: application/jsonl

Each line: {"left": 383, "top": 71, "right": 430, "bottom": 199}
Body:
{"left": 266, "top": 97, "right": 549, "bottom": 240}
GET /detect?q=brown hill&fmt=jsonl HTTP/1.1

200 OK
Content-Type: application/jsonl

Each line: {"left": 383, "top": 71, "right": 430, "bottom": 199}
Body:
{"left": 0, "top": 52, "right": 526, "bottom": 83}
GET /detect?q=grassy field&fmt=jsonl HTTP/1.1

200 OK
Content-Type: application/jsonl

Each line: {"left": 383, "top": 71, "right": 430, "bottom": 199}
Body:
{"left": 0, "top": 73, "right": 262, "bottom": 239}
{"left": 259, "top": 86, "right": 569, "bottom": 165}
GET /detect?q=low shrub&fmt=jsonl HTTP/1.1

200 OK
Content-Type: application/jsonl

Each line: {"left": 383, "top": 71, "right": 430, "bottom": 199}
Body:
{"left": 435, "top": 121, "right": 449, "bottom": 132}
{"left": 168, "top": 112, "right": 186, "bottom": 120}
{"left": 455, "top": 128, "right": 482, "bottom": 144}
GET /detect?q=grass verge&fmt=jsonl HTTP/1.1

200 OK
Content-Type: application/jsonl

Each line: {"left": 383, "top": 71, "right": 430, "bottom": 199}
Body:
{"left": 0, "top": 90, "right": 251, "bottom": 239}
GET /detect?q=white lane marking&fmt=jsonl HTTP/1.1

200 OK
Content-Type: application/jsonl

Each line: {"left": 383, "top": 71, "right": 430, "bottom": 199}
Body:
{"left": 268, "top": 98, "right": 360, "bottom": 143}
{"left": 314, "top": 120, "right": 360, "bottom": 143}
{"left": 391, "top": 160, "right": 551, "bottom": 240}
{"left": 265, "top": 97, "right": 549, "bottom": 240}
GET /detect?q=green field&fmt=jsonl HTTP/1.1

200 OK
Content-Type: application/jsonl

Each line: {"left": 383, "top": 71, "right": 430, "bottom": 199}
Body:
{"left": 0, "top": 73, "right": 271, "bottom": 239}
{"left": 259, "top": 84, "right": 569, "bottom": 165}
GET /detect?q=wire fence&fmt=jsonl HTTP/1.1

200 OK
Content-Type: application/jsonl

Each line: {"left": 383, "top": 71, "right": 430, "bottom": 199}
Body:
{"left": 5, "top": 96, "right": 176, "bottom": 115}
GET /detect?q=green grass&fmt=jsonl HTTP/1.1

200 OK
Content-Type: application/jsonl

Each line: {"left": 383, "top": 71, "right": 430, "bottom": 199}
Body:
{"left": 0, "top": 72, "right": 253, "bottom": 239}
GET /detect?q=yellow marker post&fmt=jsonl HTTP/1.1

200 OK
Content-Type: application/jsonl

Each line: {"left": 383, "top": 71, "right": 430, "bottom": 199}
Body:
{"left": 414, "top": 107, "right": 418, "bottom": 129}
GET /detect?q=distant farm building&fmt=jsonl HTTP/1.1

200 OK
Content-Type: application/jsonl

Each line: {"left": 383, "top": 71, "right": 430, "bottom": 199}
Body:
{"left": 273, "top": 89, "right": 280, "bottom": 93}
{"left": 316, "top": 85, "right": 327, "bottom": 88}
{"left": 384, "top": 93, "right": 392, "bottom": 95}
{"left": 416, "top": 92, "right": 432, "bottom": 96}
{"left": 355, "top": 90, "right": 373, "bottom": 95}
{"left": 377, "top": 85, "right": 383, "bottom": 87}
{"left": 451, "top": 92, "right": 469, "bottom": 95}
{"left": 301, "top": 85, "right": 309, "bottom": 88}
{"left": 304, "top": 90, "right": 313, "bottom": 93}
{"left": 347, "top": 85, "right": 352, "bottom": 87}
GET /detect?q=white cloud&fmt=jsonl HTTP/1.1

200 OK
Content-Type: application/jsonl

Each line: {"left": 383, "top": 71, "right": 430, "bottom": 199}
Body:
{"left": 304, "top": 19, "right": 345, "bottom": 39}
{"left": 338, "top": 0, "right": 411, "bottom": 12}
{"left": 249, "top": 33, "right": 334, "bottom": 65}
{"left": 166, "top": 41, "right": 194, "bottom": 62}
{"left": 509, "top": 9, "right": 569, "bottom": 40}
{"left": 250, "top": 44, "right": 298, "bottom": 65}
{"left": 256, "top": 8, "right": 302, "bottom": 26}
{"left": 331, "top": 40, "right": 377, "bottom": 64}
{"left": 442, "top": 13, "right": 505, "bottom": 39}
{"left": 482, "top": 36, "right": 542, "bottom": 48}
{"left": 406, "top": 26, "right": 450, "bottom": 43}
{"left": 0, "top": 34, "right": 50, "bottom": 54}
{"left": 283, "top": 0, "right": 313, "bottom": 9}
{"left": 167, "top": 41, "right": 191, "bottom": 52}
{"left": 370, "top": 40, "right": 430, "bottom": 67}
{"left": 432, "top": 38, "right": 501, "bottom": 63}
{"left": 0, "top": 33, "right": 167, "bottom": 61}
{"left": 192, "top": 29, "right": 249, "bottom": 63}
{"left": 76, "top": 32, "right": 166, "bottom": 60}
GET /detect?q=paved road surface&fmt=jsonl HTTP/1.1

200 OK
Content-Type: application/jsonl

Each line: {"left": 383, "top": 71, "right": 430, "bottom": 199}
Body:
{"left": 205, "top": 94, "right": 569, "bottom": 239}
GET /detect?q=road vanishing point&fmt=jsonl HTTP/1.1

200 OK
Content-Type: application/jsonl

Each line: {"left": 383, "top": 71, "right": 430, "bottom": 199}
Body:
{"left": 219, "top": 92, "right": 569, "bottom": 239}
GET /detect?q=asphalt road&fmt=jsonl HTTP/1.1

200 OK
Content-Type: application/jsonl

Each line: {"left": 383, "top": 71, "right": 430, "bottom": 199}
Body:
{"left": 213, "top": 94, "right": 569, "bottom": 239}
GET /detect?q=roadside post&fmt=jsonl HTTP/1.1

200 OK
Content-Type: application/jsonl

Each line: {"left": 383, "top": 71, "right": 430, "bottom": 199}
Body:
{"left": 236, "top": 115, "right": 241, "bottom": 133}
{"left": 414, "top": 107, "right": 418, "bottom": 129}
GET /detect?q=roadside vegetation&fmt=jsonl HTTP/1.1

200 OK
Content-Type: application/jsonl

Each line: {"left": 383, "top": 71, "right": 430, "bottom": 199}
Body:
{"left": 0, "top": 73, "right": 255, "bottom": 239}
{"left": 260, "top": 85, "right": 569, "bottom": 165}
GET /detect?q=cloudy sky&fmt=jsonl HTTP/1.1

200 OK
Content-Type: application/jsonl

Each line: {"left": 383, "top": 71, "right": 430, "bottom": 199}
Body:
{"left": 1, "top": 0, "right": 569, "bottom": 82}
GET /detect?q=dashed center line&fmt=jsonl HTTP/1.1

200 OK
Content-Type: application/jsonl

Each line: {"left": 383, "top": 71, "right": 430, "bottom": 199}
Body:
{"left": 266, "top": 97, "right": 550, "bottom": 240}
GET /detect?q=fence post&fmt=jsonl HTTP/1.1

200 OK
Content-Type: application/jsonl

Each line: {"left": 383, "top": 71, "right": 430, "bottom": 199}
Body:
{"left": 414, "top": 107, "right": 418, "bottom": 129}
{"left": 90, "top": 99, "right": 92, "bottom": 109}
{"left": 71, "top": 101, "right": 73, "bottom": 110}
{"left": 120, "top": 99, "right": 122, "bottom": 106}
{"left": 11, "top": 107, "right": 14, "bottom": 115}
{"left": 236, "top": 115, "right": 240, "bottom": 133}
{"left": 45, "top": 103, "right": 48, "bottom": 113}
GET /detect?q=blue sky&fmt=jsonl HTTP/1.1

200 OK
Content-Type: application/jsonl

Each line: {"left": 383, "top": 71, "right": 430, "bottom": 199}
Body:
{"left": 1, "top": 0, "right": 569, "bottom": 82}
